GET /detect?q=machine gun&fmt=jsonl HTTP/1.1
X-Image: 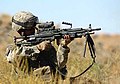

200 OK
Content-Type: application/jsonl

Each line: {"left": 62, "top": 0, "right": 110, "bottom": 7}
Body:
{"left": 14, "top": 21, "right": 101, "bottom": 46}
{"left": 14, "top": 21, "right": 101, "bottom": 79}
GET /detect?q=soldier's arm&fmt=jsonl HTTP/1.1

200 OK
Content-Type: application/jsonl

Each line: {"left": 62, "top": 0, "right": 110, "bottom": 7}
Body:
{"left": 57, "top": 43, "right": 70, "bottom": 69}
{"left": 5, "top": 44, "right": 40, "bottom": 63}
{"left": 57, "top": 35, "right": 71, "bottom": 69}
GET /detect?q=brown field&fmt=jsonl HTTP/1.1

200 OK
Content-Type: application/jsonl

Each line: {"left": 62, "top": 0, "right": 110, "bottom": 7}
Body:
{"left": 0, "top": 14, "right": 120, "bottom": 84}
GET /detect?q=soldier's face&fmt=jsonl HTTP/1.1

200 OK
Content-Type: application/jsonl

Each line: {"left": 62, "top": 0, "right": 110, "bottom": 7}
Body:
{"left": 18, "top": 28, "right": 35, "bottom": 36}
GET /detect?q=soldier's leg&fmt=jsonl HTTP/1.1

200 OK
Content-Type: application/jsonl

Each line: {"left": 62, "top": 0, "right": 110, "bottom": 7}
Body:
{"left": 33, "top": 66, "right": 52, "bottom": 81}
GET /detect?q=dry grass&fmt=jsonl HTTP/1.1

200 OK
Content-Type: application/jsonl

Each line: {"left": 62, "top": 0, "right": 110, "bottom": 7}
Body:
{"left": 0, "top": 14, "right": 120, "bottom": 84}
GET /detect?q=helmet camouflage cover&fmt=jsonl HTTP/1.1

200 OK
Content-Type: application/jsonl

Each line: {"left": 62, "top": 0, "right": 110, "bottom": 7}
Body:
{"left": 12, "top": 11, "right": 39, "bottom": 31}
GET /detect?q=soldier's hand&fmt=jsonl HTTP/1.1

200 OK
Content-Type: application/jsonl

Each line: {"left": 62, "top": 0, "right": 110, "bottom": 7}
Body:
{"left": 61, "top": 35, "right": 72, "bottom": 46}
{"left": 37, "top": 41, "right": 52, "bottom": 51}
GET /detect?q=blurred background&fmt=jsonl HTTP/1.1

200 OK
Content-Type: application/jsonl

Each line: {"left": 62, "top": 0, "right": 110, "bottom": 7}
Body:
{"left": 0, "top": 0, "right": 120, "bottom": 84}
{"left": 0, "top": 0, "right": 120, "bottom": 34}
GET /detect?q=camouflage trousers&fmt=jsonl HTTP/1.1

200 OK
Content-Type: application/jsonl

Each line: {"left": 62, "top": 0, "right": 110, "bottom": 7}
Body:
{"left": 11, "top": 65, "right": 67, "bottom": 82}
{"left": 11, "top": 65, "right": 53, "bottom": 81}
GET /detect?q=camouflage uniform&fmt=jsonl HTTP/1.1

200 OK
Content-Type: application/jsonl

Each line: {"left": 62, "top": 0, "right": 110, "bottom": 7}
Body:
{"left": 6, "top": 42, "right": 69, "bottom": 79}
{"left": 5, "top": 11, "right": 70, "bottom": 80}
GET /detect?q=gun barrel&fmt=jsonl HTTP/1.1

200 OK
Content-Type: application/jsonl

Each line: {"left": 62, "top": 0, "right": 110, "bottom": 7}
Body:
{"left": 91, "top": 28, "right": 101, "bottom": 31}
{"left": 95, "top": 28, "right": 101, "bottom": 30}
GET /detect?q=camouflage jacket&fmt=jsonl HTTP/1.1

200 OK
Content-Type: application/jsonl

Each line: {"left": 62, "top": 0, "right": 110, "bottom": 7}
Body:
{"left": 5, "top": 41, "right": 70, "bottom": 76}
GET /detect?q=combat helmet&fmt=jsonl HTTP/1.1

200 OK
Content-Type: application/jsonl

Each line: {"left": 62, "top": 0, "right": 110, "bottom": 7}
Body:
{"left": 12, "top": 11, "right": 39, "bottom": 31}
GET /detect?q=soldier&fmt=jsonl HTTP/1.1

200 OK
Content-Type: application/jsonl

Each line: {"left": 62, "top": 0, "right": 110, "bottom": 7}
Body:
{"left": 5, "top": 11, "right": 71, "bottom": 81}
